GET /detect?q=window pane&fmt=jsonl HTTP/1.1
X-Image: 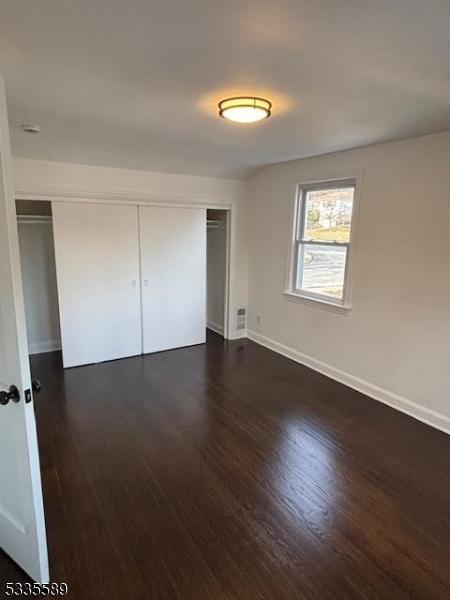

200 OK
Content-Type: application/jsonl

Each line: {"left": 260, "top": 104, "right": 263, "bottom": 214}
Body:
{"left": 297, "top": 243, "right": 347, "bottom": 300}
{"left": 303, "top": 187, "right": 354, "bottom": 243}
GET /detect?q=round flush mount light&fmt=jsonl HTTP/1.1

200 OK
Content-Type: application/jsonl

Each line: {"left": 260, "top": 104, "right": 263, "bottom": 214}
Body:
{"left": 218, "top": 97, "right": 272, "bottom": 123}
{"left": 21, "top": 123, "right": 41, "bottom": 134}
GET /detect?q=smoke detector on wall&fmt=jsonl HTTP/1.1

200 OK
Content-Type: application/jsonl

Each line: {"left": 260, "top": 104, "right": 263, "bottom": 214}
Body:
{"left": 21, "top": 123, "right": 41, "bottom": 134}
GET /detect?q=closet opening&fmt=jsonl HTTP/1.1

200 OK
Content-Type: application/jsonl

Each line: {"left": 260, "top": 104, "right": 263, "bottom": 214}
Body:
{"left": 16, "top": 199, "right": 62, "bottom": 357}
{"left": 206, "top": 209, "right": 229, "bottom": 339}
{"left": 14, "top": 200, "right": 232, "bottom": 368}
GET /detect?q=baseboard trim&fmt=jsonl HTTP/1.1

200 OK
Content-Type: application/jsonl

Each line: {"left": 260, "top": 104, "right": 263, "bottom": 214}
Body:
{"left": 207, "top": 321, "right": 224, "bottom": 336}
{"left": 29, "top": 340, "right": 61, "bottom": 355}
{"left": 247, "top": 330, "right": 450, "bottom": 435}
{"left": 228, "top": 331, "right": 247, "bottom": 341}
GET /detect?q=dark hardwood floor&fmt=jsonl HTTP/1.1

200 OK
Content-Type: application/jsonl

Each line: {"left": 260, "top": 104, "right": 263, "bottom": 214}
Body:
{"left": 1, "top": 332, "right": 449, "bottom": 599}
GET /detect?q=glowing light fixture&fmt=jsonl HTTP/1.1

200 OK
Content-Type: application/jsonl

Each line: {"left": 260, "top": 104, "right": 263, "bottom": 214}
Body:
{"left": 218, "top": 97, "right": 272, "bottom": 123}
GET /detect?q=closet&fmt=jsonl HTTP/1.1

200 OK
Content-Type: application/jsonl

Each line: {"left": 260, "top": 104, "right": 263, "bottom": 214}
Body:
{"left": 52, "top": 202, "right": 206, "bottom": 368}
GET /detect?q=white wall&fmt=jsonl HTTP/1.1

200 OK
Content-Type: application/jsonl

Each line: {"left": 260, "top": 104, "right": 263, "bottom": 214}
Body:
{"left": 17, "top": 219, "right": 61, "bottom": 354}
{"left": 207, "top": 211, "right": 227, "bottom": 335}
{"left": 13, "top": 134, "right": 450, "bottom": 433}
{"left": 248, "top": 130, "right": 450, "bottom": 433}
{"left": 13, "top": 158, "right": 249, "bottom": 339}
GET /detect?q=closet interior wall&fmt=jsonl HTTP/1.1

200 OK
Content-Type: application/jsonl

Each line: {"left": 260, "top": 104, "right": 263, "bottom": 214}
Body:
{"left": 16, "top": 200, "right": 61, "bottom": 355}
{"left": 206, "top": 209, "right": 228, "bottom": 337}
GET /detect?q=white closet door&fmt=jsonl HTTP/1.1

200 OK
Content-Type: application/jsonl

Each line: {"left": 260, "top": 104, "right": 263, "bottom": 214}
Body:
{"left": 52, "top": 202, "right": 141, "bottom": 367}
{"left": 140, "top": 206, "right": 206, "bottom": 353}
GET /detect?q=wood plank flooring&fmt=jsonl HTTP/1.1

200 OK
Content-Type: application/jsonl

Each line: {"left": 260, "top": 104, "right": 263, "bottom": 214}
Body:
{"left": 1, "top": 332, "right": 449, "bottom": 599}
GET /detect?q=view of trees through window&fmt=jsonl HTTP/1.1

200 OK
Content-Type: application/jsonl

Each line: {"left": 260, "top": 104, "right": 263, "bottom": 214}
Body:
{"left": 295, "top": 186, "right": 354, "bottom": 301}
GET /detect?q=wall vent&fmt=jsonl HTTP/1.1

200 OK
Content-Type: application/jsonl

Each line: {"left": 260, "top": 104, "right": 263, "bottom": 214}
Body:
{"left": 236, "top": 308, "right": 246, "bottom": 330}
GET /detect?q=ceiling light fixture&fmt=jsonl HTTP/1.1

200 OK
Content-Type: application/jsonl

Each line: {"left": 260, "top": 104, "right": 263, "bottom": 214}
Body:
{"left": 218, "top": 97, "right": 272, "bottom": 123}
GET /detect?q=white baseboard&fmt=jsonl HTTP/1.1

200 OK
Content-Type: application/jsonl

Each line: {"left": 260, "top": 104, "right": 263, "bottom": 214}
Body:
{"left": 207, "top": 321, "right": 224, "bottom": 336}
{"left": 228, "top": 330, "right": 247, "bottom": 340}
{"left": 247, "top": 330, "right": 450, "bottom": 435}
{"left": 29, "top": 340, "right": 61, "bottom": 355}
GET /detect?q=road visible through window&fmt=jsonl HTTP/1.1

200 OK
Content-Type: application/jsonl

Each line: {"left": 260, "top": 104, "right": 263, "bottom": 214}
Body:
{"left": 294, "top": 184, "right": 355, "bottom": 302}
{"left": 301, "top": 244, "right": 347, "bottom": 299}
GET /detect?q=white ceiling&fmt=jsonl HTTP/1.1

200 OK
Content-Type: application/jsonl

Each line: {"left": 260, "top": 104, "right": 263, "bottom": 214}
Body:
{"left": 2, "top": 0, "right": 450, "bottom": 180}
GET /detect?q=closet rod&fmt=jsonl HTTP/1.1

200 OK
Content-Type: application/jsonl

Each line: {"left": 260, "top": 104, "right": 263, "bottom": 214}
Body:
{"left": 207, "top": 219, "right": 224, "bottom": 230}
{"left": 17, "top": 215, "right": 52, "bottom": 224}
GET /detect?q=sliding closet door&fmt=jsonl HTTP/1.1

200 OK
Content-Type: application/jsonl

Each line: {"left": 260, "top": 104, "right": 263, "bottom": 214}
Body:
{"left": 140, "top": 206, "right": 206, "bottom": 353}
{"left": 52, "top": 202, "right": 141, "bottom": 367}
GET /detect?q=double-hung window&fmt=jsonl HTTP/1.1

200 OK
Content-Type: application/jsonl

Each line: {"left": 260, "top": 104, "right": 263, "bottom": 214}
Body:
{"left": 289, "top": 179, "right": 356, "bottom": 307}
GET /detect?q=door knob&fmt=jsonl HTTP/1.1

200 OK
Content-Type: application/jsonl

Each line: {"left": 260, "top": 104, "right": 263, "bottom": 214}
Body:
{"left": 0, "top": 385, "right": 20, "bottom": 406}
{"left": 32, "top": 379, "right": 42, "bottom": 394}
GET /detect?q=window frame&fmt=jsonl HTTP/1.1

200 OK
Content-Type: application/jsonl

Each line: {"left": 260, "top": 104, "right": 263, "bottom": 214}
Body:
{"left": 286, "top": 177, "right": 358, "bottom": 310}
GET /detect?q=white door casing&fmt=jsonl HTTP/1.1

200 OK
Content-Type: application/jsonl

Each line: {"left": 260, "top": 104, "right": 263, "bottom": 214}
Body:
{"left": 0, "top": 77, "right": 49, "bottom": 582}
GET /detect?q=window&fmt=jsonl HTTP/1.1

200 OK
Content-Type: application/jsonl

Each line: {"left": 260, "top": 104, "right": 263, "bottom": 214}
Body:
{"left": 289, "top": 179, "right": 356, "bottom": 306}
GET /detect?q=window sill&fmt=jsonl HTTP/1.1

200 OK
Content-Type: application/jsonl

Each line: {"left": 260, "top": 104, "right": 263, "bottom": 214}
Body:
{"left": 283, "top": 291, "right": 352, "bottom": 315}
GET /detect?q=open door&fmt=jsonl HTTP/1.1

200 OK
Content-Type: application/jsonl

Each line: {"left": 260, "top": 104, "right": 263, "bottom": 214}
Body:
{"left": 0, "top": 77, "right": 49, "bottom": 581}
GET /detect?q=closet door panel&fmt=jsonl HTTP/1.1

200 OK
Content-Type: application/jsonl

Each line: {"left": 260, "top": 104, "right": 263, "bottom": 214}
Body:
{"left": 140, "top": 206, "right": 206, "bottom": 353}
{"left": 52, "top": 202, "right": 141, "bottom": 367}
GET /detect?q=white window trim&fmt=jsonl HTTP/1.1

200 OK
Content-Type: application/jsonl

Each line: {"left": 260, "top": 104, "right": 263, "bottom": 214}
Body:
{"left": 284, "top": 174, "right": 362, "bottom": 313}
